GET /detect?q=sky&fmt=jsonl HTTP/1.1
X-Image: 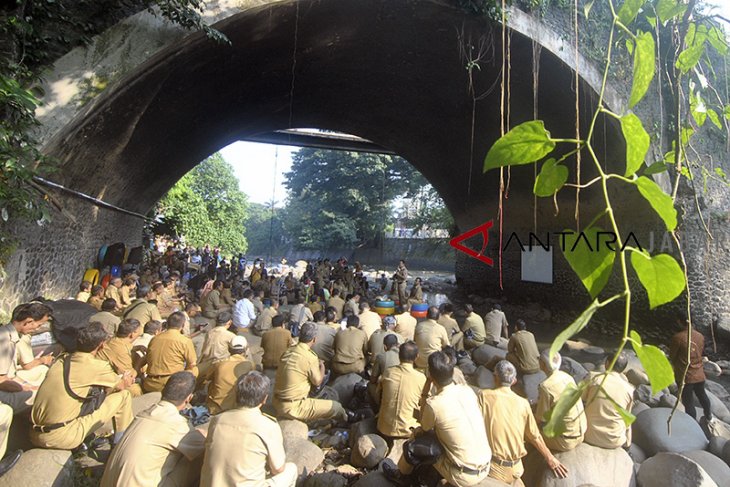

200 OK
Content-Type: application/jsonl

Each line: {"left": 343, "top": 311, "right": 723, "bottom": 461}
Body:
{"left": 219, "top": 5, "right": 730, "bottom": 206}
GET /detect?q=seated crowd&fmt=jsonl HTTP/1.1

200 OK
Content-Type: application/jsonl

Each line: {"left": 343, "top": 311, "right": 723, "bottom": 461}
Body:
{"left": 0, "top": 245, "right": 696, "bottom": 487}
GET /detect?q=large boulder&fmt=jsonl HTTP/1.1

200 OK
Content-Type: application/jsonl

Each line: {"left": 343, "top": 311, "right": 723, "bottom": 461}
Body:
{"left": 474, "top": 366, "right": 496, "bottom": 389}
{"left": 705, "top": 381, "right": 730, "bottom": 404}
{"left": 632, "top": 402, "right": 650, "bottom": 416}
{"left": 560, "top": 357, "right": 589, "bottom": 383}
{"left": 628, "top": 443, "right": 647, "bottom": 464}
{"left": 0, "top": 449, "right": 73, "bottom": 487}
{"left": 530, "top": 443, "right": 635, "bottom": 487}
{"left": 458, "top": 358, "right": 478, "bottom": 377}
{"left": 522, "top": 371, "right": 547, "bottom": 406}
{"left": 352, "top": 471, "right": 397, "bottom": 487}
{"left": 332, "top": 373, "right": 363, "bottom": 408}
{"left": 349, "top": 417, "right": 378, "bottom": 448}
{"left": 704, "top": 391, "right": 730, "bottom": 423}
{"left": 632, "top": 408, "right": 709, "bottom": 456}
{"left": 351, "top": 433, "right": 388, "bottom": 468}
{"left": 681, "top": 450, "right": 730, "bottom": 487}
{"left": 626, "top": 368, "right": 650, "bottom": 387}
{"left": 284, "top": 437, "right": 324, "bottom": 475}
{"left": 638, "top": 452, "right": 718, "bottom": 487}
{"left": 708, "top": 436, "right": 728, "bottom": 457}
{"left": 705, "top": 361, "right": 723, "bottom": 379}
{"left": 280, "top": 419, "right": 309, "bottom": 442}
{"left": 472, "top": 344, "right": 506, "bottom": 367}
{"left": 701, "top": 417, "right": 730, "bottom": 442}
{"left": 302, "top": 472, "right": 348, "bottom": 487}
{"left": 722, "top": 441, "right": 730, "bottom": 466}
{"left": 634, "top": 384, "right": 661, "bottom": 407}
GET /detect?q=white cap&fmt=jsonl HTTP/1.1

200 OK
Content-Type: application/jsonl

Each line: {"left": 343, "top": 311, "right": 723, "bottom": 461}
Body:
{"left": 230, "top": 335, "right": 248, "bottom": 350}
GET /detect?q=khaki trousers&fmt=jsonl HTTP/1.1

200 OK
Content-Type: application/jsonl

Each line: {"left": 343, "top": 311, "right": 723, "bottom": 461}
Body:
{"left": 273, "top": 397, "right": 346, "bottom": 423}
{"left": 0, "top": 404, "right": 11, "bottom": 459}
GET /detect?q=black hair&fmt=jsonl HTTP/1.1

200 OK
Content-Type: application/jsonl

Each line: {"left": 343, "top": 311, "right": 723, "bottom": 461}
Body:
{"left": 12, "top": 302, "right": 52, "bottom": 322}
{"left": 162, "top": 371, "right": 196, "bottom": 406}
{"left": 428, "top": 351, "right": 454, "bottom": 387}
{"left": 117, "top": 318, "right": 141, "bottom": 338}
{"left": 77, "top": 322, "right": 111, "bottom": 352}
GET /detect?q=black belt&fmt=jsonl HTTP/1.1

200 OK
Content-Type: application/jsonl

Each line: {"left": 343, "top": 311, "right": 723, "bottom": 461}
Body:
{"left": 32, "top": 421, "right": 70, "bottom": 433}
{"left": 459, "top": 464, "right": 489, "bottom": 475}
{"left": 146, "top": 373, "right": 172, "bottom": 379}
{"left": 491, "top": 457, "right": 521, "bottom": 468}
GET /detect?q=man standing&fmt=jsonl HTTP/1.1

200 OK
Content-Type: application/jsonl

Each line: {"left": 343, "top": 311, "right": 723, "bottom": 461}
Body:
{"left": 413, "top": 307, "right": 450, "bottom": 371}
{"left": 479, "top": 360, "right": 568, "bottom": 485}
{"left": 97, "top": 319, "right": 144, "bottom": 396}
{"left": 506, "top": 319, "right": 540, "bottom": 375}
{"left": 484, "top": 304, "right": 509, "bottom": 348}
{"left": 232, "top": 289, "right": 257, "bottom": 332}
{"left": 201, "top": 371, "right": 297, "bottom": 487}
{"left": 582, "top": 353, "right": 634, "bottom": 449}
{"left": 536, "top": 351, "right": 586, "bottom": 452}
{"left": 384, "top": 351, "right": 491, "bottom": 487}
{"left": 394, "top": 303, "right": 417, "bottom": 342}
{"left": 201, "top": 336, "right": 255, "bottom": 414}
{"left": 376, "top": 341, "right": 426, "bottom": 439}
{"left": 669, "top": 313, "right": 712, "bottom": 421}
{"left": 100, "top": 372, "right": 205, "bottom": 487}
{"left": 30, "top": 323, "right": 135, "bottom": 450}
{"left": 358, "top": 301, "right": 382, "bottom": 340}
{"left": 273, "top": 323, "right": 347, "bottom": 423}
{"left": 261, "top": 316, "right": 294, "bottom": 370}
{"left": 393, "top": 260, "right": 408, "bottom": 306}
{"left": 143, "top": 312, "right": 198, "bottom": 393}
{"left": 332, "top": 315, "right": 369, "bottom": 376}
{"left": 124, "top": 286, "right": 163, "bottom": 328}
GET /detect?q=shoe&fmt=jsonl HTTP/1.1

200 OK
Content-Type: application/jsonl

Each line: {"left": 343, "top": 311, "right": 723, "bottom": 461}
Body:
{"left": 346, "top": 410, "right": 365, "bottom": 424}
{"left": 382, "top": 458, "right": 409, "bottom": 486}
{"left": 0, "top": 450, "right": 21, "bottom": 477}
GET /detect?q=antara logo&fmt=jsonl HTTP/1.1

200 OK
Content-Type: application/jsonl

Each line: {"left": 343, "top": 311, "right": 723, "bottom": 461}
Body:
{"left": 450, "top": 220, "right": 644, "bottom": 267}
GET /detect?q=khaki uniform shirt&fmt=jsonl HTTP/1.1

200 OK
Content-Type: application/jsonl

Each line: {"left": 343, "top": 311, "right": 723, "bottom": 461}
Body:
{"left": 105, "top": 285, "right": 122, "bottom": 304}
{"left": 202, "top": 290, "right": 222, "bottom": 315}
{"left": 583, "top": 371, "right": 634, "bottom": 449}
{"left": 88, "top": 296, "right": 104, "bottom": 311}
{"left": 507, "top": 331, "right": 540, "bottom": 374}
{"left": 254, "top": 308, "right": 278, "bottom": 334}
{"left": 422, "top": 384, "right": 491, "bottom": 481}
{"left": 479, "top": 386, "right": 541, "bottom": 463}
{"left": 124, "top": 299, "right": 162, "bottom": 327}
{"left": 203, "top": 355, "right": 255, "bottom": 414}
{"left": 327, "top": 296, "right": 346, "bottom": 320}
{"left": 120, "top": 286, "right": 134, "bottom": 307}
{"left": 156, "top": 289, "right": 179, "bottom": 318}
{"left": 333, "top": 327, "right": 368, "bottom": 365}
{"left": 394, "top": 312, "right": 417, "bottom": 341}
{"left": 200, "top": 326, "right": 236, "bottom": 364}
{"left": 345, "top": 299, "right": 359, "bottom": 318}
{"left": 144, "top": 330, "right": 198, "bottom": 390}
{"left": 251, "top": 297, "right": 264, "bottom": 315}
{"left": 307, "top": 302, "right": 323, "bottom": 315}
{"left": 464, "top": 313, "right": 487, "bottom": 344}
{"left": 201, "top": 407, "right": 286, "bottom": 487}
{"left": 77, "top": 291, "right": 91, "bottom": 302}
{"left": 0, "top": 324, "right": 20, "bottom": 378}
{"left": 274, "top": 343, "right": 321, "bottom": 403}
{"left": 261, "top": 328, "right": 293, "bottom": 369}
{"left": 32, "top": 352, "right": 120, "bottom": 425}
{"left": 536, "top": 370, "right": 586, "bottom": 439}
{"left": 311, "top": 324, "right": 337, "bottom": 363}
{"left": 437, "top": 314, "right": 460, "bottom": 338}
{"left": 220, "top": 288, "right": 235, "bottom": 306}
{"left": 414, "top": 320, "right": 450, "bottom": 369}
{"left": 372, "top": 349, "right": 401, "bottom": 383}
{"left": 101, "top": 401, "right": 205, "bottom": 487}
{"left": 358, "top": 310, "right": 382, "bottom": 339}
{"left": 89, "top": 311, "right": 122, "bottom": 336}
{"left": 377, "top": 363, "right": 426, "bottom": 438}
{"left": 484, "top": 310, "right": 509, "bottom": 345}
{"left": 368, "top": 330, "right": 400, "bottom": 363}
{"left": 290, "top": 304, "right": 314, "bottom": 326}
{"left": 97, "top": 337, "right": 134, "bottom": 374}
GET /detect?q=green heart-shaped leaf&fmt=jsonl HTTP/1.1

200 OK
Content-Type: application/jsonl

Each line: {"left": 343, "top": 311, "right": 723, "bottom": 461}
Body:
{"left": 621, "top": 113, "right": 650, "bottom": 176}
{"left": 483, "top": 121, "right": 556, "bottom": 172}
{"left": 630, "top": 251, "right": 685, "bottom": 309}
{"left": 630, "top": 330, "right": 675, "bottom": 394}
{"left": 634, "top": 177, "right": 677, "bottom": 231}
{"left": 549, "top": 299, "right": 602, "bottom": 360}
{"left": 534, "top": 158, "right": 569, "bottom": 197}
{"left": 618, "top": 0, "right": 644, "bottom": 25}
{"left": 562, "top": 227, "right": 616, "bottom": 299}
{"left": 543, "top": 381, "right": 588, "bottom": 438}
{"left": 629, "top": 31, "right": 656, "bottom": 108}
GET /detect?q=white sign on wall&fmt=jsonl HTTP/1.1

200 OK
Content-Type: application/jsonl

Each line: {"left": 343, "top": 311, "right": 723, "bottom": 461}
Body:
{"left": 521, "top": 247, "right": 553, "bottom": 284}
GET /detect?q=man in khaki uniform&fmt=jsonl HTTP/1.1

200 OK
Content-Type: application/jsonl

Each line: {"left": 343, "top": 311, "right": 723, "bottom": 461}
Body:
{"left": 484, "top": 304, "right": 510, "bottom": 348}
{"left": 536, "top": 351, "right": 586, "bottom": 452}
{"left": 414, "top": 307, "right": 450, "bottom": 371}
{"left": 0, "top": 303, "right": 54, "bottom": 413}
{"left": 462, "top": 304, "right": 487, "bottom": 350}
{"left": 201, "top": 371, "right": 297, "bottom": 487}
{"left": 200, "top": 336, "right": 255, "bottom": 414}
{"left": 311, "top": 310, "right": 337, "bottom": 365}
{"left": 358, "top": 302, "right": 382, "bottom": 339}
{"left": 124, "top": 286, "right": 162, "bottom": 327}
{"left": 394, "top": 303, "right": 417, "bottom": 341}
{"left": 119, "top": 278, "right": 136, "bottom": 308}
{"left": 407, "top": 277, "right": 423, "bottom": 305}
{"left": 0, "top": 403, "right": 20, "bottom": 475}
{"left": 437, "top": 303, "right": 462, "bottom": 349}
{"left": 88, "top": 285, "right": 105, "bottom": 311}
{"left": 101, "top": 372, "right": 205, "bottom": 487}
{"left": 393, "top": 260, "right": 408, "bottom": 306}
{"left": 368, "top": 315, "right": 401, "bottom": 363}
{"left": 252, "top": 300, "right": 279, "bottom": 337}
{"left": 583, "top": 353, "right": 634, "bottom": 449}
{"left": 332, "top": 315, "right": 369, "bottom": 376}
{"left": 384, "top": 351, "right": 491, "bottom": 487}
{"left": 30, "top": 323, "right": 135, "bottom": 450}
{"left": 480, "top": 360, "right": 567, "bottom": 485}
{"left": 105, "top": 278, "right": 123, "bottom": 305}
{"left": 344, "top": 294, "right": 360, "bottom": 318}
{"left": 368, "top": 334, "right": 402, "bottom": 404}
{"left": 376, "top": 341, "right": 426, "bottom": 438}
{"left": 90, "top": 299, "right": 122, "bottom": 335}
{"left": 273, "top": 323, "right": 347, "bottom": 423}
{"left": 143, "top": 312, "right": 198, "bottom": 393}
{"left": 261, "top": 316, "right": 293, "bottom": 369}
{"left": 506, "top": 320, "right": 540, "bottom": 375}
{"left": 198, "top": 312, "right": 236, "bottom": 377}
{"left": 97, "top": 319, "right": 144, "bottom": 397}
{"left": 201, "top": 280, "right": 226, "bottom": 319}
{"left": 327, "top": 289, "right": 346, "bottom": 320}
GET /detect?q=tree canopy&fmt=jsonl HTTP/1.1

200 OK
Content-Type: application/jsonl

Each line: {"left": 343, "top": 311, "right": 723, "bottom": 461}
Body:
{"left": 155, "top": 153, "right": 248, "bottom": 253}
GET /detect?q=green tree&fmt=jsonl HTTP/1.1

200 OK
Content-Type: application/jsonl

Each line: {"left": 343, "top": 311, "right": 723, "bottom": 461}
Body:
{"left": 155, "top": 153, "right": 248, "bottom": 253}
{"left": 245, "top": 201, "right": 285, "bottom": 254}
{"left": 282, "top": 149, "right": 427, "bottom": 249}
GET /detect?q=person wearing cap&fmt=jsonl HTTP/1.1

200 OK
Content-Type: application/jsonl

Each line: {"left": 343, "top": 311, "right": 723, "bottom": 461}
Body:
{"left": 484, "top": 303, "right": 510, "bottom": 348}
{"left": 143, "top": 312, "right": 198, "bottom": 393}
{"left": 252, "top": 300, "right": 279, "bottom": 337}
{"left": 123, "top": 286, "right": 162, "bottom": 327}
{"left": 202, "top": 371, "right": 297, "bottom": 487}
{"left": 332, "top": 315, "right": 369, "bottom": 376}
{"left": 100, "top": 371, "right": 205, "bottom": 487}
{"left": 273, "top": 323, "right": 348, "bottom": 423}
{"left": 368, "top": 315, "right": 402, "bottom": 365}
{"left": 197, "top": 312, "right": 236, "bottom": 378}
{"left": 261, "top": 316, "right": 294, "bottom": 369}
{"left": 200, "top": 336, "right": 255, "bottom": 414}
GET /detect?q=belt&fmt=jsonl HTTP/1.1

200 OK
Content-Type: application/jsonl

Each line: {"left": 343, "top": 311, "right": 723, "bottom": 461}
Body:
{"left": 146, "top": 373, "right": 172, "bottom": 379}
{"left": 459, "top": 464, "right": 489, "bottom": 475}
{"left": 32, "top": 421, "right": 70, "bottom": 433}
{"left": 491, "top": 457, "right": 521, "bottom": 468}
